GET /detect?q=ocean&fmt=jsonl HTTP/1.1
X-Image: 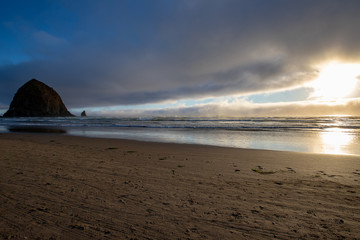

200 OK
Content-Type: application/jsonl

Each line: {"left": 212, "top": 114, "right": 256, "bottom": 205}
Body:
{"left": 1, "top": 116, "right": 359, "bottom": 156}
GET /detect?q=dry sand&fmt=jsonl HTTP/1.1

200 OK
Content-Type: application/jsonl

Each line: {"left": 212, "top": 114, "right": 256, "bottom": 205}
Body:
{"left": 0, "top": 133, "right": 360, "bottom": 239}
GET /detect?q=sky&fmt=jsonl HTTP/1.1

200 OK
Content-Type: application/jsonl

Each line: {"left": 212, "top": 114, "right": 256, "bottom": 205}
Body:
{"left": 1, "top": 0, "right": 360, "bottom": 117}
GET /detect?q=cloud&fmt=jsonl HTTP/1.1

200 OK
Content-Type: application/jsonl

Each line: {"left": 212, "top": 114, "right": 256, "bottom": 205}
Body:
{"left": 1, "top": 0, "right": 360, "bottom": 110}
{"left": 32, "top": 31, "right": 67, "bottom": 46}
{"left": 81, "top": 97, "right": 360, "bottom": 117}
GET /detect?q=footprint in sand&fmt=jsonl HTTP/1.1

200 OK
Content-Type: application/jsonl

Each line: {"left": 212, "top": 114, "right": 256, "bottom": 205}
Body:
{"left": 286, "top": 167, "right": 296, "bottom": 173}
{"left": 252, "top": 166, "right": 297, "bottom": 175}
{"left": 316, "top": 171, "right": 336, "bottom": 178}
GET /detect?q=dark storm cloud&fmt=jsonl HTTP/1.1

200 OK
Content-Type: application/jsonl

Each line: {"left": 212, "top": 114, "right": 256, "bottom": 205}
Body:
{"left": 1, "top": 0, "right": 360, "bottom": 108}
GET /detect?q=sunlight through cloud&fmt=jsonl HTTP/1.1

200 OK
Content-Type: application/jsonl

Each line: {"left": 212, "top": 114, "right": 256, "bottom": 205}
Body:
{"left": 309, "top": 62, "right": 360, "bottom": 101}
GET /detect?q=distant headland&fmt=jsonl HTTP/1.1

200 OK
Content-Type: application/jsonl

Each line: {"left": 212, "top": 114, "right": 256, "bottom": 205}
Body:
{"left": 3, "top": 79, "right": 74, "bottom": 117}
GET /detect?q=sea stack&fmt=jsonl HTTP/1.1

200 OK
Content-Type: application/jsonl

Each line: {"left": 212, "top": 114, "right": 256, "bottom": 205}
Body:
{"left": 81, "top": 110, "right": 87, "bottom": 117}
{"left": 3, "top": 79, "right": 74, "bottom": 117}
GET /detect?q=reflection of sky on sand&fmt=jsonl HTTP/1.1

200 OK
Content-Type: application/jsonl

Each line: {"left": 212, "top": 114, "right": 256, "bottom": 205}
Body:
{"left": 68, "top": 127, "right": 359, "bottom": 156}
{"left": 318, "top": 128, "right": 356, "bottom": 155}
{"left": 2, "top": 116, "right": 360, "bottom": 155}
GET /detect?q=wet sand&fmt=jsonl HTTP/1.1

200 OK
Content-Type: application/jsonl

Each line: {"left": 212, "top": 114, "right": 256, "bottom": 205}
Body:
{"left": 0, "top": 133, "right": 360, "bottom": 239}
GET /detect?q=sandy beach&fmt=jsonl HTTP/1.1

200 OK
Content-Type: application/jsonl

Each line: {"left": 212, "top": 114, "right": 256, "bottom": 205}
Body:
{"left": 1, "top": 133, "right": 360, "bottom": 239}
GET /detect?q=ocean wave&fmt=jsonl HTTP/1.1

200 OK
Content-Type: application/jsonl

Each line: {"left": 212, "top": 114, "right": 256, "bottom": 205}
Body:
{"left": 1, "top": 116, "right": 360, "bottom": 132}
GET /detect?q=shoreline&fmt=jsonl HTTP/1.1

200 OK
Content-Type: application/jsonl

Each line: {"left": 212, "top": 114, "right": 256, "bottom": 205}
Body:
{"left": 4, "top": 127, "right": 360, "bottom": 157}
{"left": 1, "top": 116, "right": 360, "bottom": 156}
{"left": 1, "top": 133, "right": 360, "bottom": 239}
{"left": 3, "top": 129, "right": 360, "bottom": 157}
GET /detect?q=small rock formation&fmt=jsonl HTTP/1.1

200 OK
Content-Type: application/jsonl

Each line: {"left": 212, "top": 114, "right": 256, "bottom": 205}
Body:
{"left": 3, "top": 79, "right": 74, "bottom": 117}
{"left": 81, "top": 110, "right": 87, "bottom": 117}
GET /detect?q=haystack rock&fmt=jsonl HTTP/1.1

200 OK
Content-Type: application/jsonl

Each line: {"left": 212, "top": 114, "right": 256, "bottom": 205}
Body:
{"left": 3, "top": 79, "right": 74, "bottom": 117}
{"left": 81, "top": 110, "right": 87, "bottom": 117}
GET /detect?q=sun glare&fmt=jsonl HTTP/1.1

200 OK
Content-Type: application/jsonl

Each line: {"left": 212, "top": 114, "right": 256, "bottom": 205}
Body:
{"left": 319, "top": 128, "right": 354, "bottom": 155}
{"left": 310, "top": 62, "right": 360, "bottom": 100}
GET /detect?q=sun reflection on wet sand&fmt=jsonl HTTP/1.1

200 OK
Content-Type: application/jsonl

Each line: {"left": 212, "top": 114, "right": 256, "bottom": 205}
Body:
{"left": 319, "top": 128, "right": 355, "bottom": 155}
